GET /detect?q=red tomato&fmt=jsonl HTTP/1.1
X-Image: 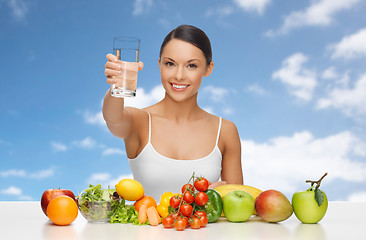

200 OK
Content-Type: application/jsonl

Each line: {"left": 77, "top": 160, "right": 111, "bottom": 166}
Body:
{"left": 190, "top": 216, "right": 202, "bottom": 229}
{"left": 194, "top": 211, "right": 207, "bottom": 218}
{"left": 183, "top": 191, "right": 194, "bottom": 204}
{"left": 181, "top": 184, "right": 194, "bottom": 193}
{"left": 179, "top": 203, "right": 193, "bottom": 217}
{"left": 195, "top": 192, "right": 208, "bottom": 206}
{"left": 162, "top": 216, "right": 175, "bottom": 228}
{"left": 174, "top": 217, "right": 188, "bottom": 231}
{"left": 170, "top": 195, "right": 181, "bottom": 209}
{"left": 194, "top": 177, "right": 209, "bottom": 192}
{"left": 199, "top": 215, "right": 208, "bottom": 227}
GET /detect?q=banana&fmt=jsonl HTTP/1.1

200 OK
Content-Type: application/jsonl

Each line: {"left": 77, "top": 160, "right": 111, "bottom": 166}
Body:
{"left": 214, "top": 184, "right": 262, "bottom": 216}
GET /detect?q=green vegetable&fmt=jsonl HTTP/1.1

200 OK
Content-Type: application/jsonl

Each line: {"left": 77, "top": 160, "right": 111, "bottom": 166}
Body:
{"left": 109, "top": 204, "right": 149, "bottom": 225}
{"left": 204, "top": 189, "right": 223, "bottom": 223}
{"left": 77, "top": 184, "right": 121, "bottom": 221}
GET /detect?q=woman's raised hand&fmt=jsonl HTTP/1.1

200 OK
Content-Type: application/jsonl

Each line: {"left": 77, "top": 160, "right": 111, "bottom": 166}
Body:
{"left": 104, "top": 53, "right": 144, "bottom": 84}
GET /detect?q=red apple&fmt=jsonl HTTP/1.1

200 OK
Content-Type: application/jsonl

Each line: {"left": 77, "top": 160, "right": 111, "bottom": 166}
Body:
{"left": 255, "top": 189, "right": 293, "bottom": 223}
{"left": 41, "top": 188, "right": 75, "bottom": 216}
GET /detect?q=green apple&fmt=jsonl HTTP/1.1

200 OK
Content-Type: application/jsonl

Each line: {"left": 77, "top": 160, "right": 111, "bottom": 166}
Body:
{"left": 292, "top": 173, "right": 328, "bottom": 224}
{"left": 223, "top": 190, "right": 255, "bottom": 222}
{"left": 292, "top": 189, "right": 328, "bottom": 224}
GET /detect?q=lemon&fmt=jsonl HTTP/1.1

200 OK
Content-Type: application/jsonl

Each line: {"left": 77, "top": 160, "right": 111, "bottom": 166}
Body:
{"left": 115, "top": 179, "right": 144, "bottom": 201}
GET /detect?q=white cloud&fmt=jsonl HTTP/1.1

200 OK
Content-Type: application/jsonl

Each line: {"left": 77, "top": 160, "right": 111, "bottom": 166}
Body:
{"left": 1, "top": 186, "right": 22, "bottom": 195}
{"left": 272, "top": 53, "right": 317, "bottom": 101}
{"left": 86, "top": 173, "right": 134, "bottom": 189}
{"left": 0, "top": 169, "right": 26, "bottom": 177}
{"left": 202, "top": 85, "right": 229, "bottom": 102}
{"left": 124, "top": 85, "right": 165, "bottom": 108}
{"left": 29, "top": 168, "right": 55, "bottom": 179}
{"left": 316, "top": 73, "right": 366, "bottom": 117}
{"left": 242, "top": 131, "right": 366, "bottom": 194}
{"left": 6, "top": 0, "right": 28, "bottom": 22}
{"left": 51, "top": 141, "right": 68, "bottom": 152}
{"left": 329, "top": 28, "right": 366, "bottom": 60}
{"left": 322, "top": 66, "right": 339, "bottom": 80}
{"left": 245, "top": 84, "right": 266, "bottom": 95}
{"left": 84, "top": 110, "right": 105, "bottom": 126}
{"left": 133, "top": 0, "right": 153, "bottom": 16}
{"left": 0, "top": 168, "right": 54, "bottom": 179}
{"left": 72, "top": 137, "right": 97, "bottom": 149}
{"left": 206, "top": 5, "right": 234, "bottom": 18}
{"left": 102, "top": 148, "right": 125, "bottom": 156}
{"left": 266, "top": 0, "right": 360, "bottom": 37}
{"left": 233, "top": 0, "right": 272, "bottom": 15}
{"left": 347, "top": 192, "right": 366, "bottom": 202}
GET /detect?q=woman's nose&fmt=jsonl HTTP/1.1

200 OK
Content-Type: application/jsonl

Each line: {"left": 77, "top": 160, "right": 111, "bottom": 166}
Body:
{"left": 175, "top": 66, "right": 185, "bottom": 81}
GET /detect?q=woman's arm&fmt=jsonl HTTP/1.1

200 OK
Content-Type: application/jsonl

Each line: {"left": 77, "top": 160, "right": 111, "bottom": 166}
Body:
{"left": 220, "top": 119, "right": 244, "bottom": 184}
{"left": 102, "top": 54, "right": 143, "bottom": 139}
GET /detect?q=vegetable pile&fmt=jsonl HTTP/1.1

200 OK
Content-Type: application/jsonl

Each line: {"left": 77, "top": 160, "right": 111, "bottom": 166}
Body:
{"left": 161, "top": 172, "right": 223, "bottom": 231}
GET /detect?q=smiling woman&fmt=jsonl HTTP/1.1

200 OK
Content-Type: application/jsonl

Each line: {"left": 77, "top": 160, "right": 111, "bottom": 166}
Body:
{"left": 102, "top": 25, "right": 243, "bottom": 200}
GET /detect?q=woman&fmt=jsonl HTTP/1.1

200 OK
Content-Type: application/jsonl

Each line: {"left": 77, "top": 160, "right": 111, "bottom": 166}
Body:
{"left": 103, "top": 25, "right": 243, "bottom": 200}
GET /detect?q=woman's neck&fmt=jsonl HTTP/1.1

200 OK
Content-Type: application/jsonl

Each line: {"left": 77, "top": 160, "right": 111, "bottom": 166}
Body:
{"left": 160, "top": 92, "right": 202, "bottom": 122}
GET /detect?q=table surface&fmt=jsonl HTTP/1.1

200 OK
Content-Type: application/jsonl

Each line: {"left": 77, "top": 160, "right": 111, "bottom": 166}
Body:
{"left": 1, "top": 201, "right": 364, "bottom": 240}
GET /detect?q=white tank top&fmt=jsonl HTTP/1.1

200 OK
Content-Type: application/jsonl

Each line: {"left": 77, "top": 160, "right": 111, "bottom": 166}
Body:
{"left": 128, "top": 112, "right": 223, "bottom": 201}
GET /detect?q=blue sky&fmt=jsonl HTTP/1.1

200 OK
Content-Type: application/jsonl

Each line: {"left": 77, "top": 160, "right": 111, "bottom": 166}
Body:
{"left": 1, "top": 0, "right": 366, "bottom": 202}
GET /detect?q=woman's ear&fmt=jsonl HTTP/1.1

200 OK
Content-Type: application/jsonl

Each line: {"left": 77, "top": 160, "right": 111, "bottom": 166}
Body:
{"left": 204, "top": 61, "right": 214, "bottom": 77}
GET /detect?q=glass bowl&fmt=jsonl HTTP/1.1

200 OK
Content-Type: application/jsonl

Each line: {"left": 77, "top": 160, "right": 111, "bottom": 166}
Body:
{"left": 77, "top": 198, "right": 121, "bottom": 223}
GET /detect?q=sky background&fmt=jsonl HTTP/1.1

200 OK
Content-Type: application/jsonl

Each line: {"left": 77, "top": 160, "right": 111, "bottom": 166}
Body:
{"left": 1, "top": 0, "right": 366, "bottom": 202}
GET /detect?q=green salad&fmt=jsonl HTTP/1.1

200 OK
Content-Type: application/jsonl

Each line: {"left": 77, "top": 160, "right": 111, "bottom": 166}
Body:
{"left": 76, "top": 184, "right": 148, "bottom": 225}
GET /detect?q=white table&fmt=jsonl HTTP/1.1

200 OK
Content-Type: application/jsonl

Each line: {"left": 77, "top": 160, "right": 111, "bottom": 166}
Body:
{"left": 1, "top": 201, "right": 364, "bottom": 240}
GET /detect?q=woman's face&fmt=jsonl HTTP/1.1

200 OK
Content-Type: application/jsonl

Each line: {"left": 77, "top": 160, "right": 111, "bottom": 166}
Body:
{"left": 159, "top": 39, "right": 213, "bottom": 102}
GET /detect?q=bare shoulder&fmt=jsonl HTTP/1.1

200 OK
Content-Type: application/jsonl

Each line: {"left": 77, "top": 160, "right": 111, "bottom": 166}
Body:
{"left": 221, "top": 118, "right": 239, "bottom": 135}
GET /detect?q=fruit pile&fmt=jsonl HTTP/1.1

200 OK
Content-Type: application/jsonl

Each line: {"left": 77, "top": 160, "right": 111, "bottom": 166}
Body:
{"left": 40, "top": 172, "right": 329, "bottom": 227}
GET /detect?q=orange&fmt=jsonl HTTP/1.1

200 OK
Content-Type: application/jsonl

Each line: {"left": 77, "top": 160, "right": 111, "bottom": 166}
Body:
{"left": 46, "top": 196, "right": 78, "bottom": 226}
{"left": 134, "top": 196, "right": 157, "bottom": 212}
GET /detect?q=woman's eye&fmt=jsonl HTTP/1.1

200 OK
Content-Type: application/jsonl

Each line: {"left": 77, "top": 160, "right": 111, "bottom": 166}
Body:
{"left": 165, "top": 61, "right": 174, "bottom": 67}
{"left": 188, "top": 64, "right": 197, "bottom": 69}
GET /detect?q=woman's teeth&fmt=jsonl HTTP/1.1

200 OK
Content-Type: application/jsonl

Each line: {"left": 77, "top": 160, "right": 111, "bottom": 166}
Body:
{"left": 172, "top": 84, "right": 188, "bottom": 89}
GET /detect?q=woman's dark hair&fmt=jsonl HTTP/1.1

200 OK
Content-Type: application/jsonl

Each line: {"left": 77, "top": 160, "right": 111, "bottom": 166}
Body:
{"left": 159, "top": 25, "right": 212, "bottom": 65}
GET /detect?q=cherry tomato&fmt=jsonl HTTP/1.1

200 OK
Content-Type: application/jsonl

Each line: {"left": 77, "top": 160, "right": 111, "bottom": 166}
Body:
{"left": 199, "top": 215, "right": 208, "bottom": 227}
{"left": 194, "top": 177, "right": 209, "bottom": 192}
{"left": 183, "top": 191, "right": 194, "bottom": 204}
{"left": 179, "top": 203, "right": 193, "bottom": 217}
{"left": 194, "top": 211, "right": 207, "bottom": 218}
{"left": 170, "top": 195, "right": 182, "bottom": 209}
{"left": 174, "top": 218, "right": 186, "bottom": 231}
{"left": 162, "top": 216, "right": 175, "bottom": 228}
{"left": 195, "top": 192, "right": 208, "bottom": 206}
{"left": 190, "top": 216, "right": 202, "bottom": 229}
{"left": 181, "top": 184, "right": 194, "bottom": 193}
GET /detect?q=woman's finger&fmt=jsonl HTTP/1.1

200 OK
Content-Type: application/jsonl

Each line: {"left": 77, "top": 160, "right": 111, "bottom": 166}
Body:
{"left": 138, "top": 61, "right": 144, "bottom": 71}
{"left": 105, "top": 61, "right": 121, "bottom": 70}
{"left": 106, "top": 53, "right": 118, "bottom": 62}
{"left": 105, "top": 68, "right": 121, "bottom": 77}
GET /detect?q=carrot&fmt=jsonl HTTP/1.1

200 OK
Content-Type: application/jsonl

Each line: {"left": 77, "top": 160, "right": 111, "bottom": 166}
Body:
{"left": 138, "top": 204, "right": 148, "bottom": 224}
{"left": 147, "top": 206, "right": 161, "bottom": 226}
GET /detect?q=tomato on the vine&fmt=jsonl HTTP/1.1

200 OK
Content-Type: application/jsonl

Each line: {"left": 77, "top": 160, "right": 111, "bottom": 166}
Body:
{"left": 179, "top": 203, "right": 193, "bottom": 217}
{"left": 194, "top": 177, "right": 209, "bottom": 192}
{"left": 194, "top": 211, "right": 207, "bottom": 218}
{"left": 181, "top": 184, "right": 194, "bottom": 193}
{"left": 174, "top": 218, "right": 187, "bottom": 231}
{"left": 183, "top": 191, "right": 195, "bottom": 204}
{"left": 190, "top": 216, "right": 202, "bottom": 229}
{"left": 195, "top": 192, "right": 208, "bottom": 206}
{"left": 162, "top": 216, "right": 175, "bottom": 228}
{"left": 170, "top": 195, "right": 182, "bottom": 209}
{"left": 199, "top": 215, "right": 208, "bottom": 227}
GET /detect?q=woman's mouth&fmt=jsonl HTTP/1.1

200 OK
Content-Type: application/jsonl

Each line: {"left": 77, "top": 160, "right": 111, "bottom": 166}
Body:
{"left": 170, "top": 83, "right": 189, "bottom": 91}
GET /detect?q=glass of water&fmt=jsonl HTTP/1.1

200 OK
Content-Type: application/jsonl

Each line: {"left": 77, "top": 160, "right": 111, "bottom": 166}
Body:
{"left": 110, "top": 36, "right": 140, "bottom": 98}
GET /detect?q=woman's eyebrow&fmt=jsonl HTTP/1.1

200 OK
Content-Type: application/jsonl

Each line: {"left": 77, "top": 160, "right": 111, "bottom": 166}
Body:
{"left": 163, "top": 57, "right": 201, "bottom": 63}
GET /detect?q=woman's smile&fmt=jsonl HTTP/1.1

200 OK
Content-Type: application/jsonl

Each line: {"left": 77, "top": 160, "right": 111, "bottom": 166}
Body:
{"left": 170, "top": 83, "right": 190, "bottom": 91}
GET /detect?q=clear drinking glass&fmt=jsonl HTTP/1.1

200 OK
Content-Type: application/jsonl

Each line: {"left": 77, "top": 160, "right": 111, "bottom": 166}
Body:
{"left": 110, "top": 36, "right": 140, "bottom": 98}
